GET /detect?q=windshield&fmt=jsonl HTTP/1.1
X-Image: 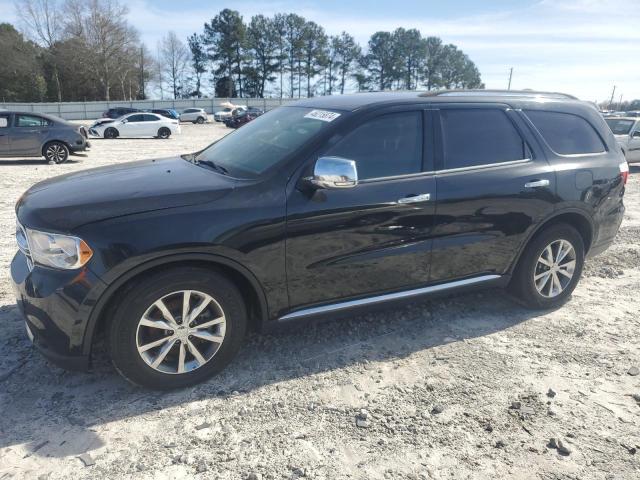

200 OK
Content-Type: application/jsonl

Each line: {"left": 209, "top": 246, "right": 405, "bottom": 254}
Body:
{"left": 606, "top": 118, "right": 634, "bottom": 135}
{"left": 194, "top": 107, "right": 340, "bottom": 177}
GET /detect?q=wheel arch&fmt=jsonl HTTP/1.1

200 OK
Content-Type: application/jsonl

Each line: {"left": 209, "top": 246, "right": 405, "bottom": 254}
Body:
{"left": 41, "top": 139, "right": 70, "bottom": 157}
{"left": 508, "top": 209, "right": 594, "bottom": 275}
{"left": 83, "top": 253, "right": 269, "bottom": 357}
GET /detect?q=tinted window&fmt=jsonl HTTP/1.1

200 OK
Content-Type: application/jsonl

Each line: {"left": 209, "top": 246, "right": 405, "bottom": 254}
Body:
{"left": 605, "top": 118, "right": 634, "bottom": 135}
{"left": 326, "top": 111, "right": 422, "bottom": 180}
{"left": 127, "top": 114, "right": 145, "bottom": 122}
{"left": 184, "top": 109, "right": 197, "bottom": 113}
{"left": 143, "top": 114, "right": 160, "bottom": 121}
{"left": 525, "top": 110, "right": 605, "bottom": 155}
{"left": 440, "top": 109, "right": 526, "bottom": 169}
{"left": 16, "top": 115, "right": 51, "bottom": 127}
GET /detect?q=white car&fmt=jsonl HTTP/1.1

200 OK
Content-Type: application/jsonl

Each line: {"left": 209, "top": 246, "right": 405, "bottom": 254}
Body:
{"left": 89, "top": 113, "right": 180, "bottom": 139}
{"left": 605, "top": 117, "right": 640, "bottom": 163}
{"left": 180, "top": 108, "right": 209, "bottom": 124}
{"left": 214, "top": 105, "right": 246, "bottom": 122}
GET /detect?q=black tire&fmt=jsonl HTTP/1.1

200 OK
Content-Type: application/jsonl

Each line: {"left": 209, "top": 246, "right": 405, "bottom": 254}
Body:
{"left": 43, "top": 141, "right": 69, "bottom": 164}
{"left": 196, "top": 116, "right": 205, "bottom": 124}
{"left": 509, "top": 224, "right": 585, "bottom": 309}
{"left": 157, "top": 127, "right": 171, "bottom": 139}
{"left": 104, "top": 127, "right": 118, "bottom": 139}
{"left": 108, "top": 267, "right": 247, "bottom": 389}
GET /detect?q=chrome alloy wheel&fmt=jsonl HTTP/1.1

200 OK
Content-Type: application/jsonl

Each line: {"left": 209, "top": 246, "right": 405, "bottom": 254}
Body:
{"left": 136, "top": 290, "right": 226, "bottom": 374}
{"left": 45, "top": 144, "right": 67, "bottom": 163}
{"left": 533, "top": 239, "right": 576, "bottom": 298}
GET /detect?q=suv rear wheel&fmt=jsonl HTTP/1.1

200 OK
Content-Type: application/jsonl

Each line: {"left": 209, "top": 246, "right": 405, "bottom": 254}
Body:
{"left": 196, "top": 116, "right": 205, "bottom": 124}
{"left": 108, "top": 267, "right": 247, "bottom": 389}
{"left": 43, "top": 141, "right": 69, "bottom": 164}
{"left": 509, "top": 224, "right": 585, "bottom": 309}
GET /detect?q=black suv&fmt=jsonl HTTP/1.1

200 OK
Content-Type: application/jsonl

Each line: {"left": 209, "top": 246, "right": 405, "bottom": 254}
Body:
{"left": 11, "top": 91, "right": 626, "bottom": 389}
{"left": 0, "top": 111, "right": 89, "bottom": 163}
{"left": 102, "top": 107, "right": 141, "bottom": 119}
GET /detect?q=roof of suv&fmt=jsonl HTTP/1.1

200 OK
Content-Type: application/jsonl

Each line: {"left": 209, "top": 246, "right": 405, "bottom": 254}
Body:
{"left": 292, "top": 90, "right": 584, "bottom": 112}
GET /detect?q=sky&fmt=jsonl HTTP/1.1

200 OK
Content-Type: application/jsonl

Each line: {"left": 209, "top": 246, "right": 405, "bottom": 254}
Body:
{"left": 1, "top": 0, "right": 638, "bottom": 103}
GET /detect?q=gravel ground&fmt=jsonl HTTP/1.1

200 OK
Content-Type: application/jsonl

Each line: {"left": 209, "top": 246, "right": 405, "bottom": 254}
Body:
{"left": 0, "top": 123, "right": 639, "bottom": 480}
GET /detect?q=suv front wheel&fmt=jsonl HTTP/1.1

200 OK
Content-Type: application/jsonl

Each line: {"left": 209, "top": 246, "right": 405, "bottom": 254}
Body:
{"left": 108, "top": 267, "right": 247, "bottom": 389}
{"left": 509, "top": 224, "right": 585, "bottom": 309}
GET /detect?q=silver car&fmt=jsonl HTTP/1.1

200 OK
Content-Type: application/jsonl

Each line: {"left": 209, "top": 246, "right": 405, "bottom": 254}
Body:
{"left": 605, "top": 117, "right": 640, "bottom": 163}
{"left": 180, "top": 108, "right": 208, "bottom": 124}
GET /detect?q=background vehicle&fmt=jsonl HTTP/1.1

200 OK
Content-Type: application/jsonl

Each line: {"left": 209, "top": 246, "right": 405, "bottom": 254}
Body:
{"left": 11, "top": 91, "right": 626, "bottom": 389}
{"left": 605, "top": 117, "right": 640, "bottom": 162}
{"left": 180, "top": 108, "right": 208, "bottom": 124}
{"left": 102, "top": 107, "right": 141, "bottom": 119}
{"left": 223, "top": 107, "right": 261, "bottom": 128}
{"left": 0, "top": 111, "right": 89, "bottom": 163}
{"left": 89, "top": 112, "right": 180, "bottom": 139}
{"left": 152, "top": 109, "right": 180, "bottom": 120}
{"left": 214, "top": 105, "right": 246, "bottom": 122}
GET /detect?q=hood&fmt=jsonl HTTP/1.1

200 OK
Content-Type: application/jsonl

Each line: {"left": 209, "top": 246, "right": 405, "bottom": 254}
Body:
{"left": 17, "top": 157, "right": 236, "bottom": 231}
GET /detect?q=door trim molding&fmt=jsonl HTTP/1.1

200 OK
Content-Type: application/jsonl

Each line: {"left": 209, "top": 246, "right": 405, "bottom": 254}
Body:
{"left": 278, "top": 274, "right": 501, "bottom": 322}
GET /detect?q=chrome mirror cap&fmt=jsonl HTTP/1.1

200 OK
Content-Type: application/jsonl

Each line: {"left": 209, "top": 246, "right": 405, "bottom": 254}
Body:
{"left": 310, "top": 156, "right": 358, "bottom": 189}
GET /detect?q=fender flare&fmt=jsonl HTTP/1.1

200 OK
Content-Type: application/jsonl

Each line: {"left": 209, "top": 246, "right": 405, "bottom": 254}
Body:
{"left": 507, "top": 208, "right": 595, "bottom": 275}
{"left": 81, "top": 252, "right": 269, "bottom": 356}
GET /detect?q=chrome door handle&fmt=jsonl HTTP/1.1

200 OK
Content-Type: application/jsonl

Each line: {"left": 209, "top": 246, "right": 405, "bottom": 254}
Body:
{"left": 524, "top": 179, "right": 550, "bottom": 188}
{"left": 397, "top": 193, "right": 431, "bottom": 204}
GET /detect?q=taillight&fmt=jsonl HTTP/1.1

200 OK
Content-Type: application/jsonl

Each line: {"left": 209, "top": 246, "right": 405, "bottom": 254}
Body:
{"left": 619, "top": 161, "right": 629, "bottom": 185}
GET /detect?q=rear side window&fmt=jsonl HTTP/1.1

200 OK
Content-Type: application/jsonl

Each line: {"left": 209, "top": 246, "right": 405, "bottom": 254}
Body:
{"left": 525, "top": 110, "right": 605, "bottom": 155}
{"left": 326, "top": 111, "right": 422, "bottom": 180}
{"left": 143, "top": 114, "right": 160, "bottom": 121}
{"left": 16, "top": 115, "right": 51, "bottom": 127}
{"left": 440, "top": 109, "right": 527, "bottom": 169}
{"left": 0, "top": 116, "right": 8, "bottom": 128}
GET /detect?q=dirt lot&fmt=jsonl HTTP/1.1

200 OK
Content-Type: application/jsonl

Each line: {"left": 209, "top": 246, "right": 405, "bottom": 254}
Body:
{"left": 0, "top": 122, "right": 639, "bottom": 480}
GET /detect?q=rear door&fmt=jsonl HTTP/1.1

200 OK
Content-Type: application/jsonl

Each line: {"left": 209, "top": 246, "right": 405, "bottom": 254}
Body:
{"left": 429, "top": 104, "right": 555, "bottom": 283}
{"left": 629, "top": 121, "right": 640, "bottom": 162}
{"left": 9, "top": 114, "right": 52, "bottom": 155}
{"left": 142, "top": 114, "right": 162, "bottom": 135}
{"left": 286, "top": 106, "right": 438, "bottom": 309}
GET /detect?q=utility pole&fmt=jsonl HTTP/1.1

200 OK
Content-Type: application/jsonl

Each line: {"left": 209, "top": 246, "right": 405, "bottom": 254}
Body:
{"left": 608, "top": 85, "right": 616, "bottom": 110}
{"left": 507, "top": 67, "right": 513, "bottom": 90}
{"left": 618, "top": 94, "right": 623, "bottom": 111}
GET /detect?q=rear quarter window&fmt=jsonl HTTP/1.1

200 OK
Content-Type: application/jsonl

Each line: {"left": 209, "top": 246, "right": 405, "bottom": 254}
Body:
{"left": 524, "top": 110, "right": 605, "bottom": 155}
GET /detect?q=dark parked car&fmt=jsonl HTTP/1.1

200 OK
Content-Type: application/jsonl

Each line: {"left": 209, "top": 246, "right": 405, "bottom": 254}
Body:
{"left": 12, "top": 91, "right": 626, "bottom": 389}
{"left": 102, "top": 107, "right": 141, "bottom": 119}
{"left": 223, "top": 108, "right": 261, "bottom": 128}
{"left": 0, "top": 111, "right": 89, "bottom": 163}
{"left": 151, "top": 109, "right": 180, "bottom": 120}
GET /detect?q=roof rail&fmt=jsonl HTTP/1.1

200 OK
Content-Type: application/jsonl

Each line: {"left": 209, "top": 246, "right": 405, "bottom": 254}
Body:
{"left": 421, "top": 89, "right": 578, "bottom": 100}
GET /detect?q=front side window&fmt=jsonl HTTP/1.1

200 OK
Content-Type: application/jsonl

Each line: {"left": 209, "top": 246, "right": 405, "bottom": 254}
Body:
{"left": 605, "top": 118, "right": 634, "bottom": 135}
{"left": 126, "top": 114, "right": 145, "bottom": 122}
{"left": 16, "top": 115, "right": 51, "bottom": 128}
{"left": 440, "top": 109, "right": 526, "bottom": 169}
{"left": 525, "top": 110, "right": 605, "bottom": 155}
{"left": 325, "top": 111, "right": 423, "bottom": 180}
{"left": 194, "top": 106, "right": 337, "bottom": 178}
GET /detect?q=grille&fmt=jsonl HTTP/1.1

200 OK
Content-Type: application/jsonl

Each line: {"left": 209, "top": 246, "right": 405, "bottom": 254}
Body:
{"left": 16, "top": 221, "right": 34, "bottom": 271}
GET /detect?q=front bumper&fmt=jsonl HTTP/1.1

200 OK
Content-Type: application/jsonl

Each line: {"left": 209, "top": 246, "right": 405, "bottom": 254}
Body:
{"left": 10, "top": 251, "right": 104, "bottom": 371}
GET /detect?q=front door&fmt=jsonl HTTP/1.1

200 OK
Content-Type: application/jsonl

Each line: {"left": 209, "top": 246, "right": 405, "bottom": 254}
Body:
{"left": 628, "top": 122, "right": 640, "bottom": 162}
{"left": 429, "top": 105, "right": 556, "bottom": 283}
{"left": 119, "top": 114, "right": 145, "bottom": 137}
{"left": 286, "top": 108, "right": 437, "bottom": 309}
{"left": 0, "top": 114, "right": 10, "bottom": 154}
{"left": 9, "top": 114, "right": 51, "bottom": 155}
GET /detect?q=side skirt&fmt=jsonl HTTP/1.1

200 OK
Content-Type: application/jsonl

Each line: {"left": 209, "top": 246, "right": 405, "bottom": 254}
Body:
{"left": 277, "top": 274, "right": 503, "bottom": 324}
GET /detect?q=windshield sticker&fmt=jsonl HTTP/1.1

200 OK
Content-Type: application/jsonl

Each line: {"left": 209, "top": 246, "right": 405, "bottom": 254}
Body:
{"left": 304, "top": 110, "right": 341, "bottom": 122}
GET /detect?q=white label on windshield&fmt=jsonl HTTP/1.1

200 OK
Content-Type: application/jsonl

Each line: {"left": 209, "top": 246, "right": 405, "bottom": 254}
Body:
{"left": 304, "top": 110, "right": 341, "bottom": 122}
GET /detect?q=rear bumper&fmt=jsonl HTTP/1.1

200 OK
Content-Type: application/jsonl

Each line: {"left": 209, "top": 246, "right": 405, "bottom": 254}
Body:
{"left": 10, "top": 251, "right": 104, "bottom": 371}
{"left": 70, "top": 141, "right": 90, "bottom": 153}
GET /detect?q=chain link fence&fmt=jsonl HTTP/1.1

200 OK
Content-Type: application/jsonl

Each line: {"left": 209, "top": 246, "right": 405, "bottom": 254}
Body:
{"left": 0, "top": 98, "right": 300, "bottom": 121}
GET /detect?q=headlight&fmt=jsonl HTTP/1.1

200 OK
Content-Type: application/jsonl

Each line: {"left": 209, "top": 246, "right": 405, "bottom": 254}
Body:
{"left": 26, "top": 228, "right": 93, "bottom": 269}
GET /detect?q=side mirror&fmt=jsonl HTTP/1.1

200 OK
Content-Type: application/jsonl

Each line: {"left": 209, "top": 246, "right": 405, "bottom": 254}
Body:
{"left": 633, "top": 131, "right": 640, "bottom": 138}
{"left": 121, "top": 119, "right": 128, "bottom": 123}
{"left": 309, "top": 156, "right": 358, "bottom": 189}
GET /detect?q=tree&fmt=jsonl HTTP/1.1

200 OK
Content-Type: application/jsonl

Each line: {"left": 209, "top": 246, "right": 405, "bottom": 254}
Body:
{"left": 393, "top": 28, "right": 426, "bottom": 90}
{"left": 272, "top": 13, "right": 288, "bottom": 98}
{"left": 0, "top": 23, "right": 46, "bottom": 101}
{"left": 438, "top": 45, "right": 483, "bottom": 89}
{"left": 422, "top": 36, "right": 444, "bottom": 90}
{"left": 300, "top": 21, "right": 327, "bottom": 97}
{"left": 14, "top": 0, "right": 64, "bottom": 101}
{"left": 159, "top": 31, "right": 189, "bottom": 99}
{"left": 244, "top": 15, "right": 280, "bottom": 98}
{"left": 332, "top": 32, "right": 360, "bottom": 94}
{"left": 187, "top": 33, "right": 207, "bottom": 98}
{"left": 204, "top": 9, "right": 246, "bottom": 98}
{"left": 283, "top": 13, "right": 306, "bottom": 98}
{"left": 363, "top": 31, "right": 398, "bottom": 90}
